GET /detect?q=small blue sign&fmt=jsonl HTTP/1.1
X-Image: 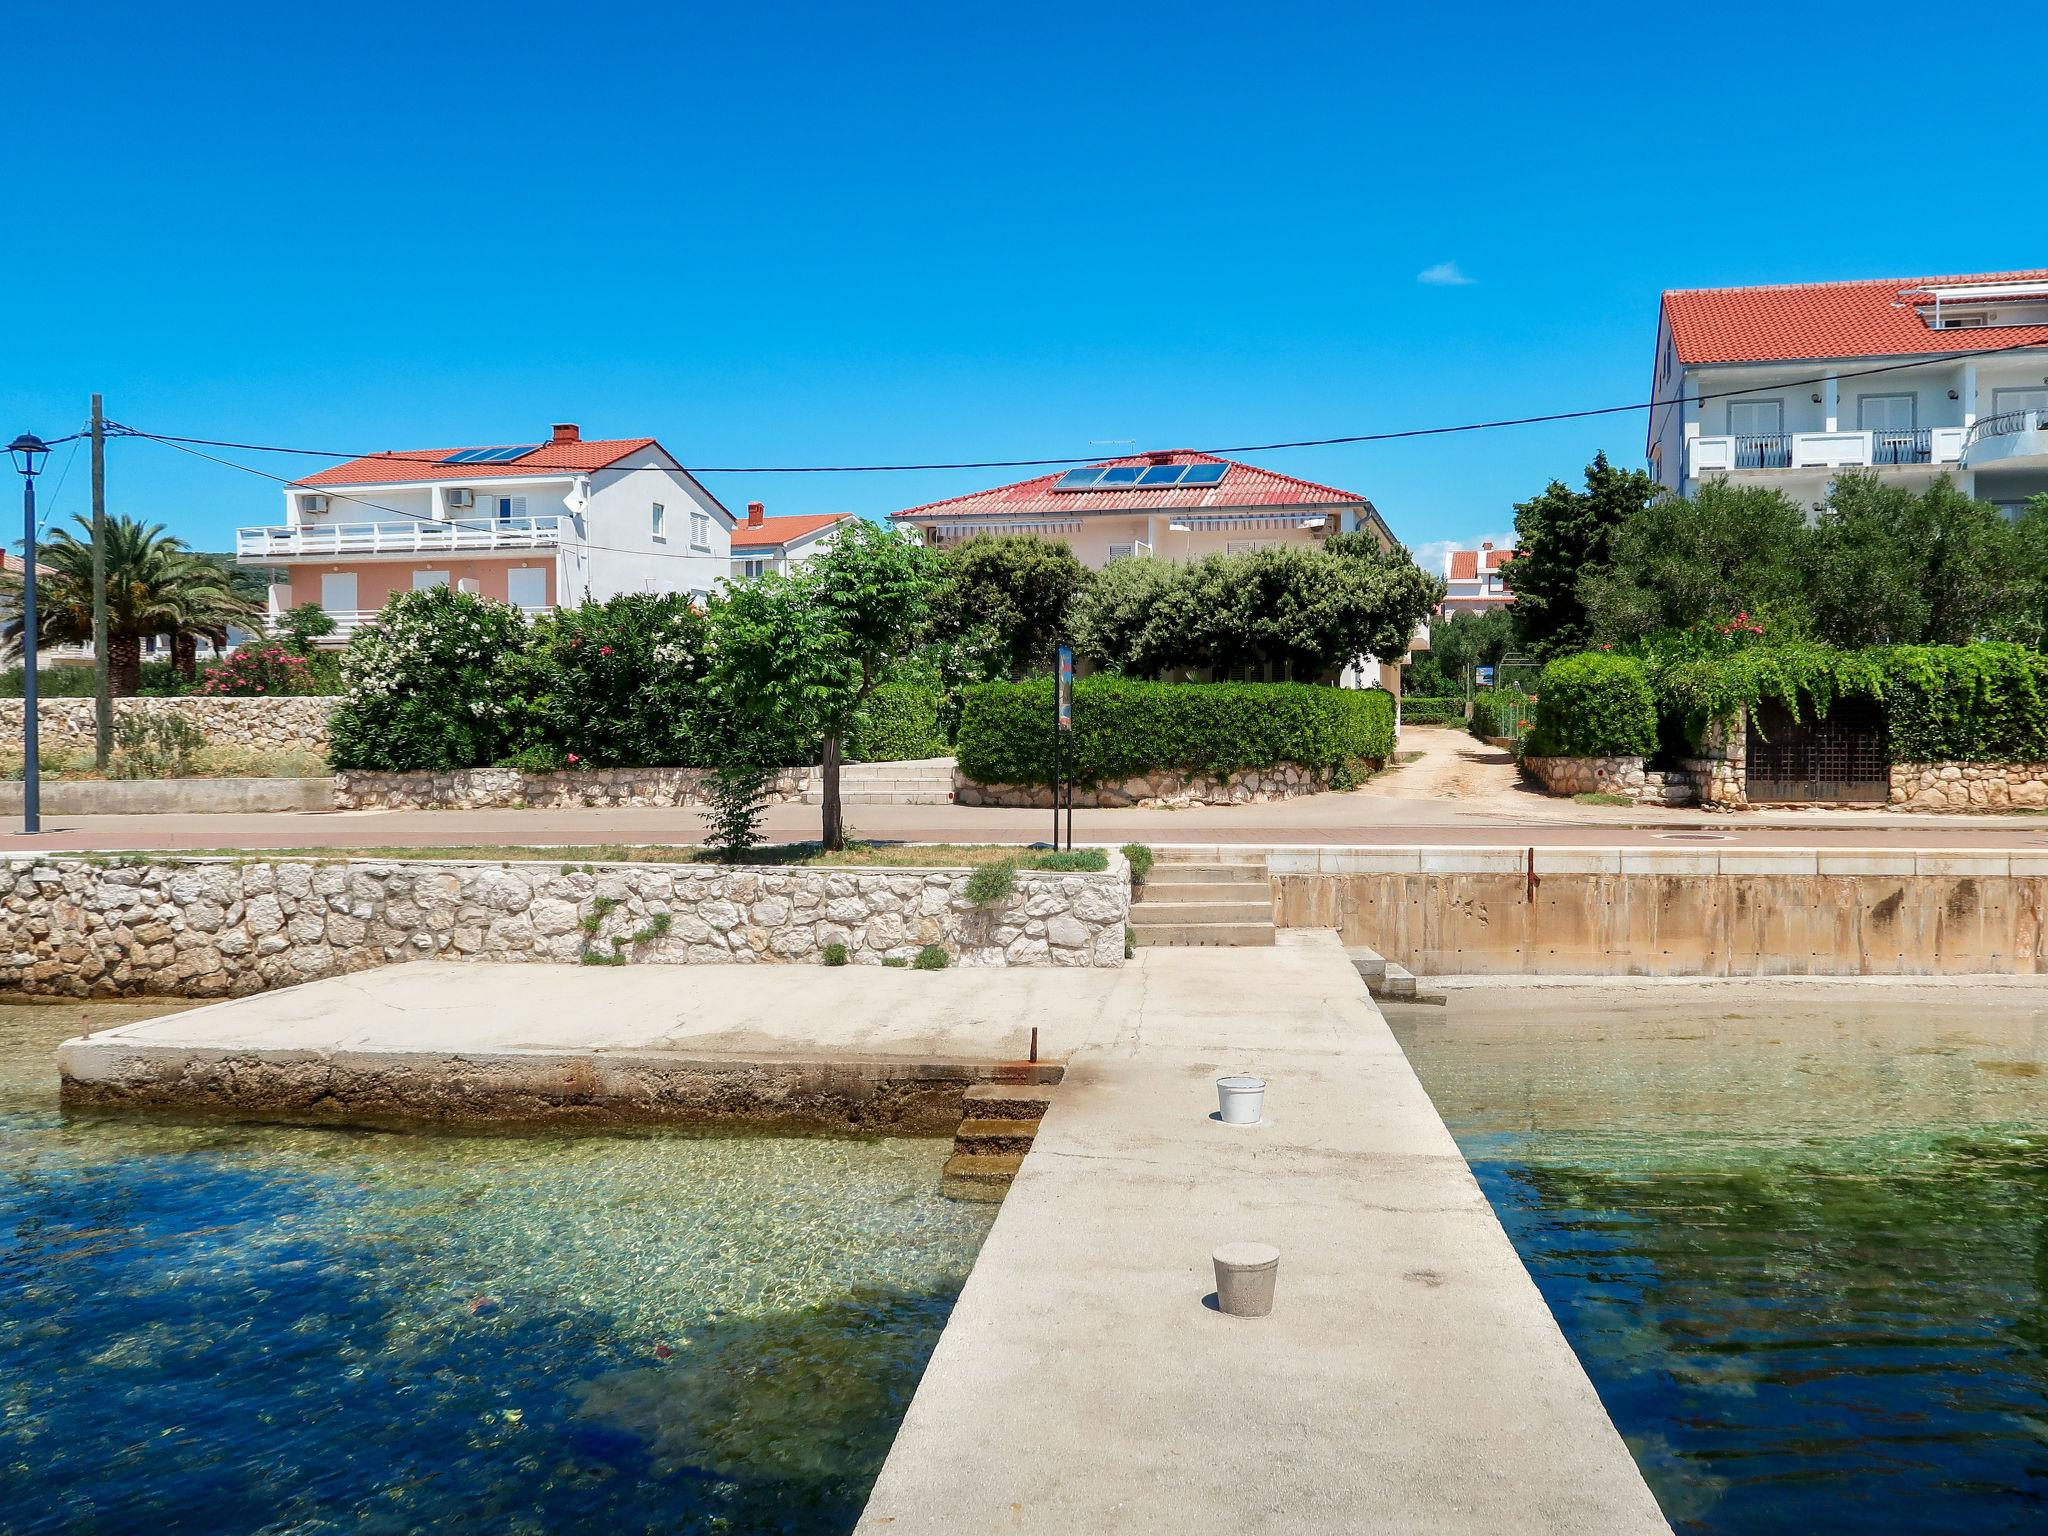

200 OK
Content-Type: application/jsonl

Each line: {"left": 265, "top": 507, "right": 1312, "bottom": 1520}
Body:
{"left": 1474, "top": 665, "right": 1495, "bottom": 687}
{"left": 1056, "top": 645, "right": 1074, "bottom": 731}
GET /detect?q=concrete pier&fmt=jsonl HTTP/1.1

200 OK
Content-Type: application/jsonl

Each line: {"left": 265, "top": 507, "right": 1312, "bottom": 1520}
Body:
{"left": 858, "top": 932, "right": 1668, "bottom": 1533}
{"left": 56, "top": 938, "right": 1668, "bottom": 1531}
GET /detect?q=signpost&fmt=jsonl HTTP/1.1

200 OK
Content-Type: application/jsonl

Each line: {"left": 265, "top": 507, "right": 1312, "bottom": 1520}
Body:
{"left": 1054, "top": 644, "right": 1074, "bottom": 851}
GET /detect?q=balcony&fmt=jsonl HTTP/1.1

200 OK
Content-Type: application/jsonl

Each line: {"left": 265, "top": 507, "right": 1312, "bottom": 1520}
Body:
{"left": 1689, "top": 429, "right": 1966, "bottom": 479}
{"left": 236, "top": 516, "right": 563, "bottom": 562}
{"left": 1963, "top": 408, "right": 2048, "bottom": 471}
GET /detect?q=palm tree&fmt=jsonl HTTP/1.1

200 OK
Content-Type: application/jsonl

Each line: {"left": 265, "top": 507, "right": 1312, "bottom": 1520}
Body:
{"left": 1, "top": 515, "right": 262, "bottom": 693}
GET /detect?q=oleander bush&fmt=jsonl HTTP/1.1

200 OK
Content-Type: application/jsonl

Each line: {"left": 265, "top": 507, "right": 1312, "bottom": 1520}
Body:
{"left": 327, "top": 588, "right": 531, "bottom": 772}
{"left": 1525, "top": 654, "right": 1657, "bottom": 759}
{"left": 955, "top": 677, "right": 1394, "bottom": 788}
{"left": 506, "top": 594, "right": 712, "bottom": 769}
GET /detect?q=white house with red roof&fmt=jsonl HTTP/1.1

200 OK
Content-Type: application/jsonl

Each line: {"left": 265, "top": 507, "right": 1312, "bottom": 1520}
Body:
{"left": 1649, "top": 270, "right": 2048, "bottom": 516}
{"left": 888, "top": 449, "right": 1395, "bottom": 567}
{"left": 237, "top": 423, "right": 735, "bottom": 639}
{"left": 1440, "top": 543, "right": 1514, "bottom": 617}
{"left": 730, "top": 502, "right": 854, "bottom": 579}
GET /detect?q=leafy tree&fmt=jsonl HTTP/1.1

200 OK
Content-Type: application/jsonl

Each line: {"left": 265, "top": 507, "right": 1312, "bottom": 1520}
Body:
{"left": 1802, "top": 474, "right": 2022, "bottom": 646}
{"left": 1508, "top": 453, "right": 1658, "bottom": 658}
{"left": 273, "top": 602, "right": 337, "bottom": 656}
{"left": 0, "top": 515, "right": 261, "bottom": 694}
{"left": 2008, "top": 495, "right": 2048, "bottom": 647}
{"left": 1578, "top": 479, "right": 1811, "bottom": 643}
{"left": 1415, "top": 608, "right": 1514, "bottom": 694}
{"left": 1072, "top": 555, "right": 1188, "bottom": 677}
{"left": 932, "top": 535, "right": 1090, "bottom": 678}
{"left": 707, "top": 519, "right": 935, "bottom": 850}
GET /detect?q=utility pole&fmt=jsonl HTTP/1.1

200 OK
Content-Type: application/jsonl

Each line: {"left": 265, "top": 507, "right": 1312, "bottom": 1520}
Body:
{"left": 91, "top": 396, "right": 110, "bottom": 770}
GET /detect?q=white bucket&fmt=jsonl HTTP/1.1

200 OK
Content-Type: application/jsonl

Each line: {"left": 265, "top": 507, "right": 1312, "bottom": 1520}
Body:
{"left": 1216, "top": 1075, "right": 1266, "bottom": 1125}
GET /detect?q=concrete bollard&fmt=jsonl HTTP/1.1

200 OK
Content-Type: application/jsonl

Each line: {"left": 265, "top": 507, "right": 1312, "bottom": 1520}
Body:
{"left": 1212, "top": 1242, "right": 1280, "bottom": 1317}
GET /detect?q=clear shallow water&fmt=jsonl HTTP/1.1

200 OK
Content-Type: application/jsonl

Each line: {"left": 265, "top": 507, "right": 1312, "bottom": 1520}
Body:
{"left": 0, "top": 1001, "right": 994, "bottom": 1535}
{"left": 1389, "top": 985, "right": 2048, "bottom": 1535}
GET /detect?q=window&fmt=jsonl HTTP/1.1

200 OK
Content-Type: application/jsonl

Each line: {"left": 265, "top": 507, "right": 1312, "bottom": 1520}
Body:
{"left": 1106, "top": 543, "right": 1136, "bottom": 561}
{"left": 507, "top": 568, "right": 548, "bottom": 611}
{"left": 690, "top": 511, "right": 711, "bottom": 550}
{"left": 319, "top": 572, "right": 358, "bottom": 614}
{"left": 1225, "top": 540, "right": 1278, "bottom": 555}
{"left": 735, "top": 558, "right": 768, "bottom": 579}
{"left": 493, "top": 495, "right": 527, "bottom": 524}
{"left": 1857, "top": 394, "right": 1916, "bottom": 431}
{"left": 651, "top": 502, "right": 667, "bottom": 541}
{"left": 1727, "top": 399, "right": 1783, "bottom": 438}
{"left": 1938, "top": 313, "right": 1989, "bottom": 329}
{"left": 412, "top": 570, "right": 450, "bottom": 591}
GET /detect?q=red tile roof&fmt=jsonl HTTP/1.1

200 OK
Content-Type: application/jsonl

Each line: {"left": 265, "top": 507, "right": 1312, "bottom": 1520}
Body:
{"left": 1447, "top": 547, "right": 1514, "bottom": 580}
{"left": 293, "top": 437, "right": 662, "bottom": 488}
{"left": 1663, "top": 269, "right": 2048, "bottom": 364}
{"left": 731, "top": 512, "right": 852, "bottom": 551}
{"left": 890, "top": 450, "right": 1372, "bottom": 523}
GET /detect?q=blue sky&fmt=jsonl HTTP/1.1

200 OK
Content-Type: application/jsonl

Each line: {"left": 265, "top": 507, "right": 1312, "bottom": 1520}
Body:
{"left": 8, "top": 1, "right": 2044, "bottom": 572}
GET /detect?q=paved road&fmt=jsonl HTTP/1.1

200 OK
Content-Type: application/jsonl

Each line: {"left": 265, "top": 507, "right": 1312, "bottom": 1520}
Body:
{"left": 11, "top": 796, "right": 2048, "bottom": 852}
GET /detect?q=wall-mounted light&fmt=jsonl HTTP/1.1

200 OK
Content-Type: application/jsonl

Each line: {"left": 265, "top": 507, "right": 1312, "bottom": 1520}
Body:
{"left": 1948, "top": 389, "right": 1960, "bottom": 400}
{"left": 1810, "top": 392, "right": 1823, "bottom": 404}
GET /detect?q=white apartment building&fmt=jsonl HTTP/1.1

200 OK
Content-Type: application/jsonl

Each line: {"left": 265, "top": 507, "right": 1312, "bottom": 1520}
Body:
{"left": 237, "top": 424, "right": 735, "bottom": 639}
{"left": 1440, "top": 543, "right": 1514, "bottom": 617}
{"left": 1649, "top": 270, "right": 2048, "bottom": 517}
{"left": 729, "top": 502, "right": 853, "bottom": 579}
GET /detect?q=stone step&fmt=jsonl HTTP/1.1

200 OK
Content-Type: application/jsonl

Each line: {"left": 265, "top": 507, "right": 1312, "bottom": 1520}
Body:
{"left": 941, "top": 1150, "right": 1026, "bottom": 1202}
{"left": 1154, "top": 849, "right": 1267, "bottom": 865}
{"left": 953, "top": 1117, "right": 1040, "bottom": 1155}
{"left": 1130, "top": 899, "right": 1272, "bottom": 926}
{"left": 965, "top": 1080, "right": 1056, "bottom": 1117}
{"left": 1347, "top": 946, "right": 1388, "bottom": 984}
{"left": 1134, "top": 880, "right": 1268, "bottom": 902}
{"left": 1132, "top": 922, "right": 1277, "bottom": 947}
{"left": 801, "top": 790, "right": 955, "bottom": 804}
{"left": 1144, "top": 863, "right": 1268, "bottom": 886}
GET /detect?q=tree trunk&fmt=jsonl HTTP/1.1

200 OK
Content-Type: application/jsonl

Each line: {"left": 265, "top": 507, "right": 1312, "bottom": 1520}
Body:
{"left": 172, "top": 633, "right": 198, "bottom": 682}
{"left": 821, "top": 732, "right": 844, "bottom": 851}
{"left": 108, "top": 634, "right": 142, "bottom": 697}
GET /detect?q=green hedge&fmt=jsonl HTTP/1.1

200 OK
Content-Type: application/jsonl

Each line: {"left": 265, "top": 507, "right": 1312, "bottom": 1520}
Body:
{"left": 1469, "top": 688, "right": 1533, "bottom": 742}
{"left": 1399, "top": 695, "right": 1464, "bottom": 725}
{"left": 1527, "top": 654, "right": 1657, "bottom": 758}
{"left": 1877, "top": 646, "right": 2048, "bottom": 762}
{"left": 956, "top": 676, "right": 1394, "bottom": 788}
{"left": 845, "top": 682, "right": 949, "bottom": 763}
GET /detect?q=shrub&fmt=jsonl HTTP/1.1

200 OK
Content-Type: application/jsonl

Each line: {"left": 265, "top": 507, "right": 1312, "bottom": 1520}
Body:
{"left": 1120, "top": 842, "right": 1155, "bottom": 884}
{"left": 965, "top": 858, "right": 1019, "bottom": 907}
{"left": 913, "top": 944, "right": 950, "bottom": 970}
{"left": 509, "top": 595, "right": 710, "bottom": 768}
{"left": 845, "top": 680, "right": 948, "bottom": 762}
{"left": 1399, "top": 695, "right": 1464, "bottom": 725}
{"left": 1526, "top": 654, "right": 1657, "bottom": 758}
{"left": 109, "top": 712, "right": 205, "bottom": 778}
{"left": 274, "top": 602, "right": 337, "bottom": 656}
{"left": 326, "top": 589, "right": 530, "bottom": 772}
{"left": 193, "top": 640, "right": 329, "bottom": 697}
{"left": 821, "top": 941, "right": 849, "bottom": 966}
{"left": 1028, "top": 849, "right": 1108, "bottom": 872}
{"left": 955, "top": 678, "right": 1395, "bottom": 788}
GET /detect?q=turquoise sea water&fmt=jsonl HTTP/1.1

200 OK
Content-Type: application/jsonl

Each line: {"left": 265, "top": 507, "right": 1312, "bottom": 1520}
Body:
{"left": 0, "top": 1001, "right": 995, "bottom": 1535}
{"left": 1389, "top": 985, "right": 2048, "bottom": 1534}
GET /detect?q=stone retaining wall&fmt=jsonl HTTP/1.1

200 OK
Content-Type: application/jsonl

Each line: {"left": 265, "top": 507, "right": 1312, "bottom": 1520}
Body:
{"left": 957, "top": 762, "right": 1334, "bottom": 809}
{"left": 0, "top": 696, "right": 336, "bottom": 756}
{"left": 333, "top": 765, "right": 815, "bottom": 810}
{"left": 1889, "top": 762, "right": 2048, "bottom": 811}
{"left": 1521, "top": 755, "right": 1694, "bottom": 807}
{"left": 0, "top": 853, "right": 1130, "bottom": 997}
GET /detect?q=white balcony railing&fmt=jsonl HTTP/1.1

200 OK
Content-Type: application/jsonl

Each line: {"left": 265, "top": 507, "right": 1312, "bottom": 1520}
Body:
{"left": 1963, "top": 408, "right": 2048, "bottom": 470}
{"left": 309, "top": 606, "right": 556, "bottom": 644}
{"left": 1688, "top": 429, "right": 1967, "bottom": 479}
{"left": 236, "top": 516, "right": 563, "bottom": 561}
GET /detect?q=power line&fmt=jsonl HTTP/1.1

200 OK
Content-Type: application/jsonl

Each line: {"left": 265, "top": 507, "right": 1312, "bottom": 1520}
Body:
{"left": 104, "top": 335, "right": 2048, "bottom": 477}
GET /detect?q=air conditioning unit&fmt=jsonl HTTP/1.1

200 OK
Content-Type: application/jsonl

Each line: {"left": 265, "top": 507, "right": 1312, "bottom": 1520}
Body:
{"left": 444, "top": 488, "right": 475, "bottom": 509}
{"left": 300, "top": 495, "right": 330, "bottom": 514}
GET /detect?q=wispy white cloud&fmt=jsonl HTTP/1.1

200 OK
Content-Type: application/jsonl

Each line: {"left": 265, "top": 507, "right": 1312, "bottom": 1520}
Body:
{"left": 1417, "top": 261, "right": 1475, "bottom": 287}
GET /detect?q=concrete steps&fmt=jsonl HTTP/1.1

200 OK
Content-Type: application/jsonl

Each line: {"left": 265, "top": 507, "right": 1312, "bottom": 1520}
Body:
{"left": 800, "top": 757, "right": 958, "bottom": 806}
{"left": 1130, "top": 853, "right": 1276, "bottom": 947}
{"left": 1347, "top": 946, "right": 1446, "bottom": 1006}
{"left": 942, "top": 1076, "right": 1060, "bottom": 1201}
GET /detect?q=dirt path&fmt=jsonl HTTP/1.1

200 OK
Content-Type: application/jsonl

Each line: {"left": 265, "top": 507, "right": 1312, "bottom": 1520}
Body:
{"left": 1360, "top": 724, "right": 1530, "bottom": 809}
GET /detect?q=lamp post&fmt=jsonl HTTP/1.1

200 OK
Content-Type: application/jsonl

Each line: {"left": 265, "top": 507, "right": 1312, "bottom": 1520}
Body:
{"left": 9, "top": 433, "right": 50, "bottom": 834}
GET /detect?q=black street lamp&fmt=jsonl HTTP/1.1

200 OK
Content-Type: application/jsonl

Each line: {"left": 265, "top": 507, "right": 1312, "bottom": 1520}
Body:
{"left": 9, "top": 432, "right": 50, "bottom": 834}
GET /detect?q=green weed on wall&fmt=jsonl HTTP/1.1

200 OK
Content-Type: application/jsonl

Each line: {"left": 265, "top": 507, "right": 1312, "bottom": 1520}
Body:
{"left": 955, "top": 676, "right": 1394, "bottom": 788}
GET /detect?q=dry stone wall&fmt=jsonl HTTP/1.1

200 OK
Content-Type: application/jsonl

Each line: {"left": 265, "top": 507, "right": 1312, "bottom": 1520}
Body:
{"left": 0, "top": 696, "right": 336, "bottom": 756}
{"left": 333, "top": 766, "right": 814, "bottom": 810}
{"left": 1521, "top": 755, "right": 1694, "bottom": 807}
{"left": 1889, "top": 762, "right": 2048, "bottom": 811}
{"left": 957, "top": 763, "right": 1331, "bottom": 809}
{"left": 0, "top": 854, "right": 1130, "bottom": 997}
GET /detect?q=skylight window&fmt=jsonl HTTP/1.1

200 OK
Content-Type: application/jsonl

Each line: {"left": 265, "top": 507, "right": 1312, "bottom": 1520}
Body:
{"left": 441, "top": 445, "right": 539, "bottom": 465}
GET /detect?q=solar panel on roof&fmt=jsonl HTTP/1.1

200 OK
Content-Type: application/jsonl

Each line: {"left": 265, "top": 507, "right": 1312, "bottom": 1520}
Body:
{"left": 1137, "top": 465, "right": 1188, "bottom": 487}
{"left": 1096, "top": 466, "right": 1143, "bottom": 487}
{"left": 442, "top": 445, "right": 539, "bottom": 465}
{"left": 1051, "top": 468, "right": 1105, "bottom": 491}
{"left": 1178, "top": 463, "right": 1227, "bottom": 486}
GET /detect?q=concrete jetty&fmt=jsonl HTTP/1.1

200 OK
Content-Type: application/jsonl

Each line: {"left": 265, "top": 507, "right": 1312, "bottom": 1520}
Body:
{"left": 57, "top": 937, "right": 1668, "bottom": 1531}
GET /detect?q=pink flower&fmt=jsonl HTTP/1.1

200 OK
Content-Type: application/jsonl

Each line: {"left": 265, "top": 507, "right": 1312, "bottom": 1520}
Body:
{"left": 599, "top": 645, "right": 612, "bottom": 656}
{"left": 567, "top": 753, "right": 580, "bottom": 764}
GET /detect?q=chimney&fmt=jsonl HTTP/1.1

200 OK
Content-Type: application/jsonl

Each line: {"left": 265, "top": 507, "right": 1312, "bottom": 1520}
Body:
{"left": 747, "top": 501, "right": 765, "bottom": 527}
{"left": 1145, "top": 450, "right": 1173, "bottom": 465}
{"left": 551, "top": 423, "right": 580, "bottom": 444}
{"left": 1481, "top": 540, "right": 1493, "bottom": 550}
